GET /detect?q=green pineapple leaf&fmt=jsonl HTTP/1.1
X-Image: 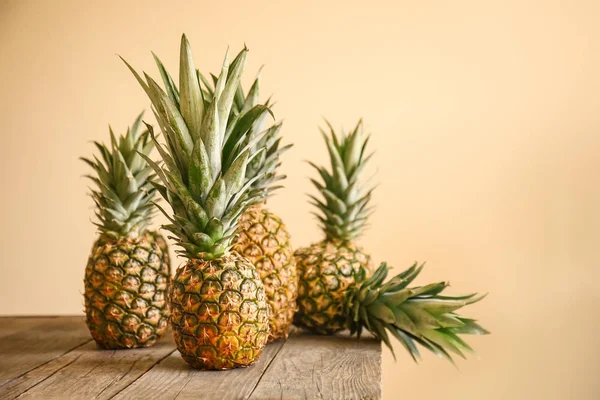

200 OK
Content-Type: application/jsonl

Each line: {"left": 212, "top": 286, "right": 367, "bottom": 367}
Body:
{"left": 347, "top": 262, "right": 489, "bottom": 363}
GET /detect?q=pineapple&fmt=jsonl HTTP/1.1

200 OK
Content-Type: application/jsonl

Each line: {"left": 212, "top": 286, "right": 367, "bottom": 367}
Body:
{"left": 122, "top": 35, "right": 272, "bottom": 369}
{"left": 234, "top": 205, "right": 297, "bottom": 341}
{"left": 229, "top": 75, "right": 297, "bottom": 341}
{"left": 82, "top": 113, "right": 171, "bottom": 349}
{"left": 194, "top": 68, "right": 297, "bottom": 341}
{"left": 295, "top": 121, "right": 488, "bottom": 362}
{"left": 294, "top": 120, "right": 374, "bottom": 334}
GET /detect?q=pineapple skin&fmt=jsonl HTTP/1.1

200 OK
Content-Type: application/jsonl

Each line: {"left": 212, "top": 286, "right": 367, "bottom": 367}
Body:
{"left": 170, "top": 253, "right": 270, "bottom": 370}
{"left": 233, "top": 205, "right": 298, "bottom": 341}
{"left": 84, "top": 230, "right": 171, "bottom": 349}
{"left": 293, "top": 240, "right": 373, "bottom": 334}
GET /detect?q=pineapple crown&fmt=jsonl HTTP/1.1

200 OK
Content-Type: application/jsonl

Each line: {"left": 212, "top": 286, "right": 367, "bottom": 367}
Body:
{"left": 309, "top": 120, "right": 374, "bottom": 243}
{"left": 81, "top": 113, "right": 156, "bottom": 239}
{"left": 199, "top": 68, "right": 292, "bottom": 199}
{"left": 346, "top": 262, "right": 488, "bottom": 363}
{"left": 122, "top": 34, "right": 271, "bottom": 260}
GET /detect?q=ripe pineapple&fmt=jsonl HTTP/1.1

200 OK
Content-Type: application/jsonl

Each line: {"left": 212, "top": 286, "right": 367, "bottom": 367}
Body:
{"left": 194, "top": 67, "right": 297, "bottom": 341}
{"left": 234, "top": 205, "right": 297, "bottom": 341}
{"left": 229, "top": 76, "right": 297, "bottom": 341}
{"left": 123, "top": 35, "right": 271, "bottom": 369}
{"left": 295, "top": 121, "right": 488, "bottom": 362}
{"left": 294, "top": 120, "right": 374, "bottom": 334}
{"left": 82, "top": 113, "right": 171, "bottom": 349}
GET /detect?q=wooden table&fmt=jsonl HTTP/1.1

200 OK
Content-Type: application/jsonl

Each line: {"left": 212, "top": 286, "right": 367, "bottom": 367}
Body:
{"left": 0, "top": 317, "right": 381, "bottom": 399}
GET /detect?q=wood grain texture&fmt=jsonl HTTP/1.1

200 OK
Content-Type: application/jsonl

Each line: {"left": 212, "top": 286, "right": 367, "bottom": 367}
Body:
{"left": 2, "top": 337, "right": 176, "bottom": 400}
{"left": 0, "top": 318, "right": 382, "bottom": 399}
{"left": 113, "top": 339, "right": 285, "bottom": 400}
{"left": 0, "top": 317, "right": 91, "bottom": 385}
{"left": 0, "top": 317, "right": 62, "bottom": 339}
{"left": 249, "top": 330, "right": 381, "bottom": 400}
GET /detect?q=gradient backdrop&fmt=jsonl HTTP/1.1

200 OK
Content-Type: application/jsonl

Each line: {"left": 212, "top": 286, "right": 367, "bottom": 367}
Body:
{"left": 1, "top": 1, "right": 599, "bottom": 399}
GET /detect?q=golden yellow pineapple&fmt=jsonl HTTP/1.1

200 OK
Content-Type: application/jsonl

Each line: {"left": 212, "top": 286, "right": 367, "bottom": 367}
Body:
{"left": 294, "top": 121, "right": 374, "bottom": 334}
{"left": 170, "top": 255, "right": 269, "bottom": 369}
{"left": 296, "top": 120, "right": 489, "bottom": 363}
{"left": 294, "top": 240, "right": 371, "bottom": 334}
{"left": 124, "top": 35, "right": 272, "bottom": 369}
{"left": 234, "top": 204, "right": 297, "bottom": 340}
{"left": 215, "top": 75, "right": 298, "bottom": 341}
{"left": 82, "top": 114, "right": 171, "bottom": 349}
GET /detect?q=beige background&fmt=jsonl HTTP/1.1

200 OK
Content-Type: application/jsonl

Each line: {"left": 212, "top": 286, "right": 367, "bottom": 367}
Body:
{"left": 1, "top": 0, "right": 599, "bottom": 398}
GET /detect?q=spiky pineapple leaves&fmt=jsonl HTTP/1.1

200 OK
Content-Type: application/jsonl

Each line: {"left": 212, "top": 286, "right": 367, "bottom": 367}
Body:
{"left": 123, "top": 35, "right": 271, "bottom": 259}
{"left": 81, "top": 112, "right": 157, "bottom": 239}
{"left": 346, "top": 262, "right": 488, "bottom": 364}
{"left": 201, "top": 65, "right": 290, "bottom": 198}
{"left": 179, "top": 35, "right": 205, "bottom": 141}
{"left": 309, "top": 120, "right": 375, "bottom": 242}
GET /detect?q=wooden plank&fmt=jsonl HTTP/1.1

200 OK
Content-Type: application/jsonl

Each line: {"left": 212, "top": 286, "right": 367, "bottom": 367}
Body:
{"left": 0, "top": 341, "right": 88, "bottom": 400}
{"left": 0, "top": 318, "right": 382, "bottom": 399}
{"left": 249, "top": 330, "right": 382, "bottom": 400}
{"left": 3, "top": 336, "right": 176, "bottom": 400}
{"left": 112, "top": 340, "right": 286, "bottom": 400}
{"left": 0, "top": 316, "right": 91, "bottom": 385}
{"left": 0, "top": 317, "right": 68, "bottom": 339}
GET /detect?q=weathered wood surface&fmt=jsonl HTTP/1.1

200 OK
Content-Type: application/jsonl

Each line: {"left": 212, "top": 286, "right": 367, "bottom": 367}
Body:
{"left": 4, "top": 340, "right": 176, "bottom": 400}
{"left": 0, "top": 317, "right": 91, "bottom": 385}
{"left": 0, "top": 318, "right": 63, "bottom": 339}
{"left": 113, "top": 339, "right": 286, "bottom": 400}
{"left": 248, "top": 330, "right": 381, "bottom": 400}
{"left": 0, "top": 317, "right": 381, "bottom": 400}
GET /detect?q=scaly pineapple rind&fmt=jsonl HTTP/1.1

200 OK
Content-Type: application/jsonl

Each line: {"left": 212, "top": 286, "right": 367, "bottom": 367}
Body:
{"left": 170, "top": 253, "right": 269, "bottom": 370}
{"left": 294, "top": 240, "right": 372, "bottom": 334}
{"left": 84, "top": 230, "right": 171, "bottom": 349}
{"left": 234, "top": 205, "right": 298, "bottom": 341}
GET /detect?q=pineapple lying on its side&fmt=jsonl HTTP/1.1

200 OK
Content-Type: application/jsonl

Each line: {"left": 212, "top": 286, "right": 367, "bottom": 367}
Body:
{"left": 82, "top": 113, "right": 171, "bottom": 349}
{"left": 295, "top": 120, "right": 489, "bottom": 362}
{"left": 123, "top": 35, "right": 271, "bottom": 370}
